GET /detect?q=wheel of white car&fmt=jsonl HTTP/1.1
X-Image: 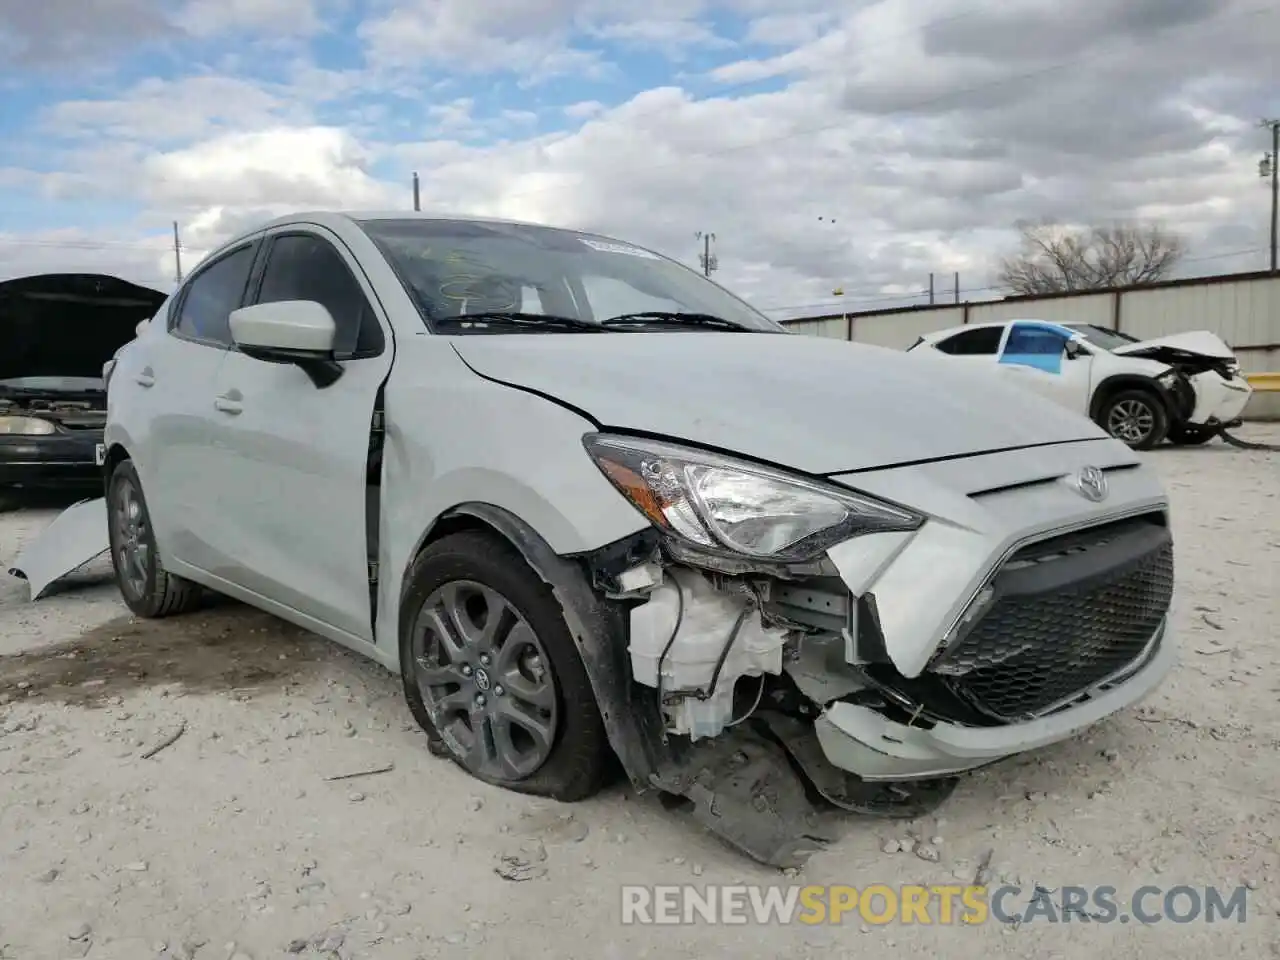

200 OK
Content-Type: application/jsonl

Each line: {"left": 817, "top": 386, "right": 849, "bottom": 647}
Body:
{"left": 1099, "top": 389, "right": 1169, "bottom": 450}
{"left": 398, "top": 529, "right": 610, "bottom": 802}
{"left": 106, "top": 459, "right": 203, "bottom": 618}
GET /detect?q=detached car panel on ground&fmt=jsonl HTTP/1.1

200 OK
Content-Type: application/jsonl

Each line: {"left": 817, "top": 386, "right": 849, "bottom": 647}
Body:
{"left": 907, "top": 319, "right": 1253, "bottom": 449}
{"left": 85, "top": 212, "right": 1177, "bottom": 866}
{"left": 0, "top": 274, "right": 167, "bottom": 505}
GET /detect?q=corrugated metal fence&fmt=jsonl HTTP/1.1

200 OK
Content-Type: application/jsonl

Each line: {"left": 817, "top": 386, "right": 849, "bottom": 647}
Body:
{"left": 781, "top": 270, "right": 1280, "bottom": 419}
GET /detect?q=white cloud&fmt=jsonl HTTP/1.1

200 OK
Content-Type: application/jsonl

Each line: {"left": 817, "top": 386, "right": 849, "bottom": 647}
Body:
{"left": 41, "top": 76, "right": 300, "bottom": 144}
{"left": 175, "top": 0, "right": 326, "bottom": 37}
{"left": 144, "top": 127, "right": 395, "bottom": 212}
{"left": 3, "top": 0, "right": 1277, "bottom": 317}
{"left": 563, "top": 100, "right": 607, "bottom": 119}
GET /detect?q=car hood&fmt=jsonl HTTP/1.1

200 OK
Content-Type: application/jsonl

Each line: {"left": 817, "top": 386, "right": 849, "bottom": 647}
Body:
{"left": 0, "top": 273, "right": 167, "bottom": 380}
{"left": 1110, "top": 331, "right": 1234, "bottom": 360}
{"left": 450, "top": 332, "right": 1112, "bottom": 475}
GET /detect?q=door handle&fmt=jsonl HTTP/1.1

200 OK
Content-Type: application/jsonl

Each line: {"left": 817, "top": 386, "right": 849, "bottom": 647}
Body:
{"left": 135, "top": 367, "right": 155, "bottom": 388}
{"left": 214, "top": 392, "right": 243, "bottom": 415}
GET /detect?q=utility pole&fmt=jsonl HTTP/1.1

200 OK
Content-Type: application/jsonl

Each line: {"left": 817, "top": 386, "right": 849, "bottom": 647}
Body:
{"left": 1261, "top": 119, "right": 1279, "bottom": 273}
{"left": 412, "top": 172, "right": 421, "bottom": 212}
{"left": 954, "top": 271, "right": 960, "bottom": 303}
{"left": 172, "top": 221, "right": 183, "bottom": 283}
{"left": 928, "top": 273, "right": 935, "bottom": 304}
{"left": 695, "top": 231, "right": 717, "bottom": 276}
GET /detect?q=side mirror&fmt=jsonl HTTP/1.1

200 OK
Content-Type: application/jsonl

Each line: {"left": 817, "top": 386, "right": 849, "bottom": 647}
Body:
{"left": 1064, "top": 339, "right": 1084, "bottom": 360}
{"left": 229, "top": 301, "right": 343, "bottom": 388}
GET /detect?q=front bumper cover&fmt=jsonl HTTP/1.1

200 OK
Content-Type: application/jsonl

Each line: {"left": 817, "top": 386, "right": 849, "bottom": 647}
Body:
{"left": 0, "top": 432, "right": 103, "bottom": 489}
{"left": 814, "top": 618, "right": 1175, "bottom": 780}
{"left": 1184, "top": 371, "right": 1253, "bottom": 425}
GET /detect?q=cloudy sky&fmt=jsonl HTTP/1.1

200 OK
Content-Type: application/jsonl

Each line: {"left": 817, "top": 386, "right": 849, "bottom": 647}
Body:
{"left": 1, "top": 0, "right": 1276, "bottom": 320}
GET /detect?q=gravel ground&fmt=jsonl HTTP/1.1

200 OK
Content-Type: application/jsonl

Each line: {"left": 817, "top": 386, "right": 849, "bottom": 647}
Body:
{"left": 1, "top": 428, "right": 1277, "bottom": 960}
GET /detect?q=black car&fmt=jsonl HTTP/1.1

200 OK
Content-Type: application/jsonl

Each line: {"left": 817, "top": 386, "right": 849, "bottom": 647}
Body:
{"left": 0, "top": 273, "right": 167, "bottom": 510}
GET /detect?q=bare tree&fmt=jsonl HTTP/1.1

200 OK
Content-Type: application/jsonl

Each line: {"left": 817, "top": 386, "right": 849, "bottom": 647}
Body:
{"left": 997, "top": 220, "right": 1187, "bottom": 295}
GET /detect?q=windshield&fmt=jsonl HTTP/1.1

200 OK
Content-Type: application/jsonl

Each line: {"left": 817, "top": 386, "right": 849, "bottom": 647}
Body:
{"left": 1065, "top": 324, "right": 1139, "bottom": 351}
{"left": 357, "top": 218, "right": 786, "bottom": 334}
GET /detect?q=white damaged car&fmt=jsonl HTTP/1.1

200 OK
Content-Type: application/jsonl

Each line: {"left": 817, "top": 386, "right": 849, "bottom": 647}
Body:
{"left": 86, "top": 213, "right": 1176, "bottom": 865}
{"left": 908, "top": 319, "right": 1253, "bottom": 449}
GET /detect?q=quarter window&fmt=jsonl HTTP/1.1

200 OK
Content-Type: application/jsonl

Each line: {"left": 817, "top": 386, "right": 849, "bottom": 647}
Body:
{"left": 256, "top": 234, "right": 384, "bottom": 358}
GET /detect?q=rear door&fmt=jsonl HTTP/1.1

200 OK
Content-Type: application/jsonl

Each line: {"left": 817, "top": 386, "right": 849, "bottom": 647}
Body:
{"left": 201, "top": 226, "right": 393, "bottom": 643}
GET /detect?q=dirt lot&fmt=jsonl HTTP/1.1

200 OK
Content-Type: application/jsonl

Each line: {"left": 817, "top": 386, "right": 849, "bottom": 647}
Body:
{"left": 1, "top": 429, "right": 1277, "bottom": 960}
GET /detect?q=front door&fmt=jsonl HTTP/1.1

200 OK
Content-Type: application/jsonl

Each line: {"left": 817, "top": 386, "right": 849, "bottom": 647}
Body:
{"left": 138, "top": 242, "right": 258, "bottom": 572}
{"left": 203, "top": 227, "right": 393, "bottom": 643}
{"left": 997, "top": 321, "right": 1093, "bottom": 416}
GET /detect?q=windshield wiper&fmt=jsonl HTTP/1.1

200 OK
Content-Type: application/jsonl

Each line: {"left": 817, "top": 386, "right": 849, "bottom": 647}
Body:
{"left": 599, "top": 311, "right": 753, "bottom": 331}
{"left": 433, "top": 312, "right": 614, "bottom": 333}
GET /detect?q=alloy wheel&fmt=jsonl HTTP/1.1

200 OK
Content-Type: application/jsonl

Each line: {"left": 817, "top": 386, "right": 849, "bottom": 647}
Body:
{"left": 111, "top": 475, "right": 150, "bottom": 599}
{"left": 409, "top": 580, "right": 559, "bottom": 780}
{"left": 1107, "top": 398, "right": 1155, "bottom": 444}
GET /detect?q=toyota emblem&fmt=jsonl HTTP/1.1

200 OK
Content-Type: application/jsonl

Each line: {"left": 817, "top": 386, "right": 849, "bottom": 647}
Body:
{"left": 1072, "top": 465, "right": 1108, "bottom": 502}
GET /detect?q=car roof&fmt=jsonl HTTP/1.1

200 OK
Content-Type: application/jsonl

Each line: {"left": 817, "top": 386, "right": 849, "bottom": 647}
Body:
{"left": 921, "top": 318, "right": 1090, "bottom": 343}
{"left": 217, "top": 210, "right": 579, "bottom": 251}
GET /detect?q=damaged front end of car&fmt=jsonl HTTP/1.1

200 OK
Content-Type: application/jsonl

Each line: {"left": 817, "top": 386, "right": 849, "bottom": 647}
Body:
{"left": 557, "top": 434, "right": 1177, "bottom": 868}
{"left": 1116, "top": 338, "right": 1252, "bottom": 430}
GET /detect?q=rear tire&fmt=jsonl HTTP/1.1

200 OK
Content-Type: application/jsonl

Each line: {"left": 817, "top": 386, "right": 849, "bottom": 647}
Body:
{"left": 106, "top": 460, "right": 203, "bottom": 618}
{"left": 1098, "top": 389, "right": 1168, "bottom": 450}
{"left": 399, "top": 529, "right": 609, "bottom": 802}
{"left": 1167, "top": 425, "right": 1214, "bottom": 446}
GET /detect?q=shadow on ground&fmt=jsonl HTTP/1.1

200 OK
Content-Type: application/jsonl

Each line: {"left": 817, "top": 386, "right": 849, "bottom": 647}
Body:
{"left": 0, "top": 601, "right": 341, "bottom": 708}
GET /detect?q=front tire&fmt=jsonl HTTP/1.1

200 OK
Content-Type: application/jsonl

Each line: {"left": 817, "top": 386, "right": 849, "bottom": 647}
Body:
{"left": 399, "top": 530, "right": 609, "bottom": 802}
{"left": 107, "top": 460, "right": 202, "bottom": 618}
{"left": 1098, "top": 389, "right": 1168, "bottom": 450}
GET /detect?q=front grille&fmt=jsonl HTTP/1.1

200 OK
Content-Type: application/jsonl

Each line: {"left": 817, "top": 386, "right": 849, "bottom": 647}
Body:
{"left": 930, "top": 516, "right": 1174, "bottom": 722}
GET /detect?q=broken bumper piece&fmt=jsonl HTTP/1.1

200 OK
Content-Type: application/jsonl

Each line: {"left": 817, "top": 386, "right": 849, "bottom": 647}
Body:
{"left": 813, "top": 619, "right": 1176, "bottom": 781}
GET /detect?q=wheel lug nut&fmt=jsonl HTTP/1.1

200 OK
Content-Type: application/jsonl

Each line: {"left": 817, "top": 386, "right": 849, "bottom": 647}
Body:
{"left": 461, "top": 665, "right": 472, "bottom": 676}
{"left": 493, "top": 684, "right": 504, "bottom": 696}
{"left": 475, "top": 694, "right": 487, "bottom": 707}
{"left": 479, "top": 653, "right": 491, "bottom": 666}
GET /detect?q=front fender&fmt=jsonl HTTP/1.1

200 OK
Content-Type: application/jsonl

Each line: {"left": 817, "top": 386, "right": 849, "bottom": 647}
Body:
{"left": 1090, "top": 372, "right": 1183, "bottom": 422}
{"left": 408, "top": 503, "right": 667, "bottom": 790}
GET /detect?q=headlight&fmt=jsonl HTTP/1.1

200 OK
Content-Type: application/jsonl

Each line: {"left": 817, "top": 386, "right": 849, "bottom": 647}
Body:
{"left": 583, "top": 433, "right": 924, "bottom": 563}
{"left": 0, "top": 416, "right": 58, "bottom": 436}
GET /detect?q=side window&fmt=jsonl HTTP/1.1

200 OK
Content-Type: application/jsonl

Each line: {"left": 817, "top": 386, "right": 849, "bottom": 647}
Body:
{"left": 256, "top": 234, "right": 385, "bottom": 358}
{"left": 172, "top": 246, "right": 256, "bottom": 347}
{"left": 1003, "top": 324, "right": 1069, "bottom": 356}
{"left": 935, "top": 326, "right": 1003, "bottom": 355}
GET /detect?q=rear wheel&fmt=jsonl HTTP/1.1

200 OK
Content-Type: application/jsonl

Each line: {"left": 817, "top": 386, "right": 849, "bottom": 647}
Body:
{"left": 1098, "top": 389, "right": 1168, "bottom": 450}
{"left": 399, "top": 530, "right": 609, "bottom": 801}
{"left": 107, "top": 460, "right": 202, "bottom": 618}
{"left": 1167, "top": 424, "right": 1215, "bottom": 446}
